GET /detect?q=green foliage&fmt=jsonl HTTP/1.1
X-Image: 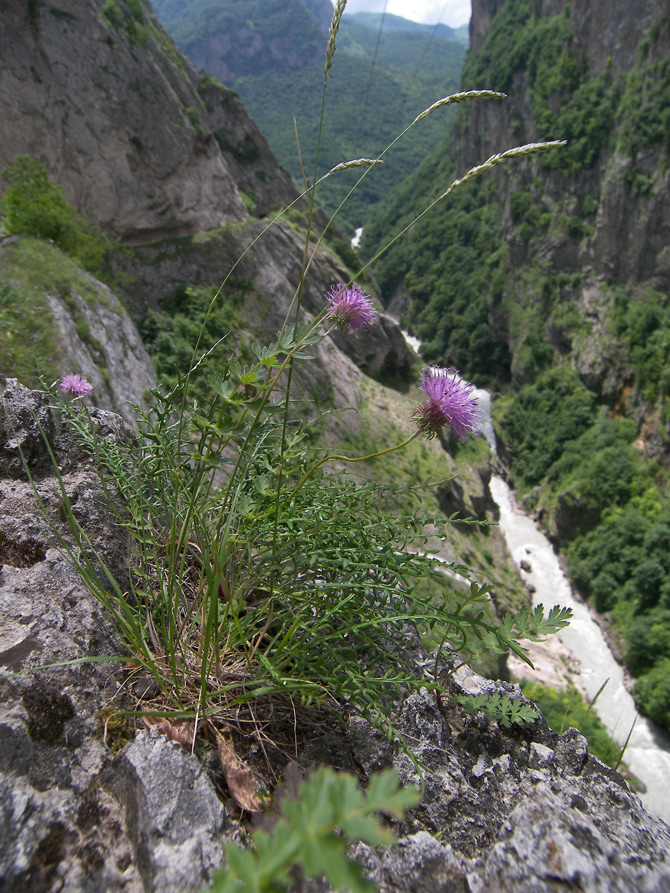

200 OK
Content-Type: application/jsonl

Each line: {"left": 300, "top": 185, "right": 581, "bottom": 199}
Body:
{"left": 0, "top": 236, "right": 116, "bottom": 386}
{"left": 545, "top": 413, "right": 641, "bottom": 511}
{"left": 454, "top": 692, "right": 539, "bottom": 728}
{"left": 633, "top": 659, "right": 670, "bottom": 730}
{"left": 2, "top": 156, "right": 82, "bottom": 249}
{"left": 139, "top": 281, "right": 253, "bottom": 399}
{"left": 49, "top": 7, "right": 78, "bottom": 22}
{"left": 213, "top": 131, "right": 261, "bottom": 165}
{"left": 1, "top": 156, "right": 114, "bottom": 275}
{"left": 627, "top": 608, "right": 670, "bottom": 675}
{"left": 460, "top": 0, "right": 532, "bottom": 92}
{"left": 510, "top": 190, "right": 551, "bottom": 244}
{"left": 498, "top": 366, "right": 597, "bottom": 488}
{"left": 185, "top": 105, "right": 204, "bottom": 133}
{"left": 365, "top": 171, "right": 511, "bottom": 387}
{"left": 566, "top": 507, "right": 670, "bottom": 730}
{"left": 618, "top": 15, "right": 670, "bottom": 165}
{"left": 101, "top": 0, "right": 123, "bottom": 29}
{"left": 608, "top": 284, "right": 670, "bottom": 400}
{"left": 0, "top": 281, "right": 61, "bottom": 387}
{"left": 521, "top": 681, "right": 624, "bottom": 767}
{"left": 538, "top": 68, "right": 621, "bottom": 176}
{"left": 101, "top": 0, "right": 149, "bottom": 46}
{"left": 210, "top": 768, "right": 418, "bottom": 892}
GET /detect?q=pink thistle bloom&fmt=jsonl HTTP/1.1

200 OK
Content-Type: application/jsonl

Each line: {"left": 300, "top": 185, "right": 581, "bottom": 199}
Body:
{"left": 413, "top": 366, "right": 478, "bottom": 440}
{"left": 60, "top": 373, "right": 93, "bottom": 398}
{"left": 326, "top": 282, "right": 377, "bottom": 331}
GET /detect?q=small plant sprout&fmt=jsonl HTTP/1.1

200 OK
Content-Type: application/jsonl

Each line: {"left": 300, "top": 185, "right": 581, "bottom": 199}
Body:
{"left": 325, "top": 281, "right": 378, "bottom": 331}
{"left": 59, "top": 373, "right": 93, "bottom": 398}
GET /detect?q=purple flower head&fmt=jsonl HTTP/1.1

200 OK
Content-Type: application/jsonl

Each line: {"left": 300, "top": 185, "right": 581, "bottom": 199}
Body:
{"left": 60, "top": 373, "right": 93, "bottom": 398}
{"left": 413, "top": 366, "right": 478, "bottom": 440}
{"left": 326, "top": 282, "right": 377, "bottom": 331}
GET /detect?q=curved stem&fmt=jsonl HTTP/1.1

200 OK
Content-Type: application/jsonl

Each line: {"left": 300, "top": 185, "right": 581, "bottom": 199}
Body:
{"left": 292, "top": 429, "right": 422, "bottom": 498}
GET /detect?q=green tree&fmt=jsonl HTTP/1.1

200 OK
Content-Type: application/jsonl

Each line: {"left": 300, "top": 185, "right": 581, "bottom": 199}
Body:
{"left": 2, "top": 156, "right": 81, "bottom": 250}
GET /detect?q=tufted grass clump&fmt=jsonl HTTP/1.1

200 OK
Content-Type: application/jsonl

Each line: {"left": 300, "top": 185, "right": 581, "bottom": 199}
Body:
{"left": 48, "top": 310, "right": 570, "bottom": 746}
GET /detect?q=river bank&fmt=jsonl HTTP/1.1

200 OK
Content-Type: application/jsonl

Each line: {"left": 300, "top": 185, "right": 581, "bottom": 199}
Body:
{"left": 489, "top": 473, "right": 670, "bottom": 822}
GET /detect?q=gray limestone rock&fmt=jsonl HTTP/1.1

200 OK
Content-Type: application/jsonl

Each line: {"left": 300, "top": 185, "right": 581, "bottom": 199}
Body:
{"left": 0, "top": 380, "right": 230, "bottom": 891}
{"left": 104, "top": 730, "right": 234, "bottom": 892}
{"left": 343, "top": 683, "right": 670, "bottom": 892}
{"left": 351, "top": 832, "right": 469, "bottom": 893}
{"left": 45, "top": 273, "right": 156, "bottom": 427}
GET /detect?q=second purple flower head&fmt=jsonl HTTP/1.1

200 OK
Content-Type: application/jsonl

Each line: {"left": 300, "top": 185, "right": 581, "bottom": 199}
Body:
{"left": 413, "top": 366, "right": 478, "bottom": 440}
{"left": 60, "top": 373, "right": 93, "bottom": 398}
{"left": 326, "top": 282, "right": 377, "bottom": 332}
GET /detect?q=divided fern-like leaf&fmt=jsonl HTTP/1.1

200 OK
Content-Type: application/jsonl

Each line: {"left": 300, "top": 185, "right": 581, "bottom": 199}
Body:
{"left": 210, "top": 768, "right": 418, "bottom": 893}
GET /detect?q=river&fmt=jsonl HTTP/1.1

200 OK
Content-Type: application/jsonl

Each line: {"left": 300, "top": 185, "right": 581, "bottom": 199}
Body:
{"left": 490, "top": 475, "right": 670, "bottom": 821}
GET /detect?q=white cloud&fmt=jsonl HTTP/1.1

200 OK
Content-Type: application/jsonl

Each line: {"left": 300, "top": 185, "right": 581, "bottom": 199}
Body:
{"left": 338, "top": 0, "right": 471, "bottom": 28}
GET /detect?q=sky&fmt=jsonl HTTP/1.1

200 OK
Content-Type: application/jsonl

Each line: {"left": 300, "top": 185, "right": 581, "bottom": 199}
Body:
{"left": 337, "top": 0, "right": 471, "bottom": 29}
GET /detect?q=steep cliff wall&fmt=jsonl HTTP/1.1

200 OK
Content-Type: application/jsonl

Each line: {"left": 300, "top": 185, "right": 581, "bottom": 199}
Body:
{"left": 459, "top": 0, "right": 670, "bottom": 303}
{"left": 364, "top": 0, "right": 670, "bottom": 396}
{"left": 0, "top": 0, "right": 296, "bottom": 241}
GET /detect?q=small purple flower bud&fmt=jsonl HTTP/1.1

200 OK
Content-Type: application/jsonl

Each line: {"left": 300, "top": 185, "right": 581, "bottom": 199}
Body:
{"left": 413, "top": 366, "right": 478, "bottom": 440}
{"left": 60, "top": 373, "right": 93, "bottom": 398}
{"left": 326, "top": 282, "right": 377, "bottom": 331}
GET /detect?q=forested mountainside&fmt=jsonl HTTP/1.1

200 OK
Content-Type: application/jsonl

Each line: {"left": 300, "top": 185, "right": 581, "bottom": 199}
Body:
{"left": 150, "top": 0, "right": 467, "bottom": 233}
{"left": 362, "top": 0, "right": 670, "bottom": 730}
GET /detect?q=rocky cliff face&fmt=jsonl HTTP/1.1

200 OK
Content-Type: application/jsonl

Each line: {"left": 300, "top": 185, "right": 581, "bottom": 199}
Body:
{"left": 458, "top": 0, "right": 670, "bottom": 397}
{"left": 0, "top": 0, "right": 411, "bottom": 420}
{"left": 0, "top": 0, "right": 296, "bottom": 241}
{"left": 0, "top": 233, "right": 156, "bottom": 424}
{"left": 161, "top": 0, "right": 328, "bottom": 87}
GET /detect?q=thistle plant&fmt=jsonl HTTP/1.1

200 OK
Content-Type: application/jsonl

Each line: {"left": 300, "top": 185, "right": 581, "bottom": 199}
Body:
{"left": 43, "top": 262, "right": 569, "bottom": 753}
{"left": 16, "top": 5, "right": 574, "bottom": 886}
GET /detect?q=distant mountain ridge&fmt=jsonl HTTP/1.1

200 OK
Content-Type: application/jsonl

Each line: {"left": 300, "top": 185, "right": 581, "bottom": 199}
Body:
{"left": 345, "top": 10, "right": 469, "bottom": 43}
{"left": 151, "top": 0, "right": 468, "bottom": 231}
{"left": 151, "top": 0, "right": 328, "bottom": 84}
